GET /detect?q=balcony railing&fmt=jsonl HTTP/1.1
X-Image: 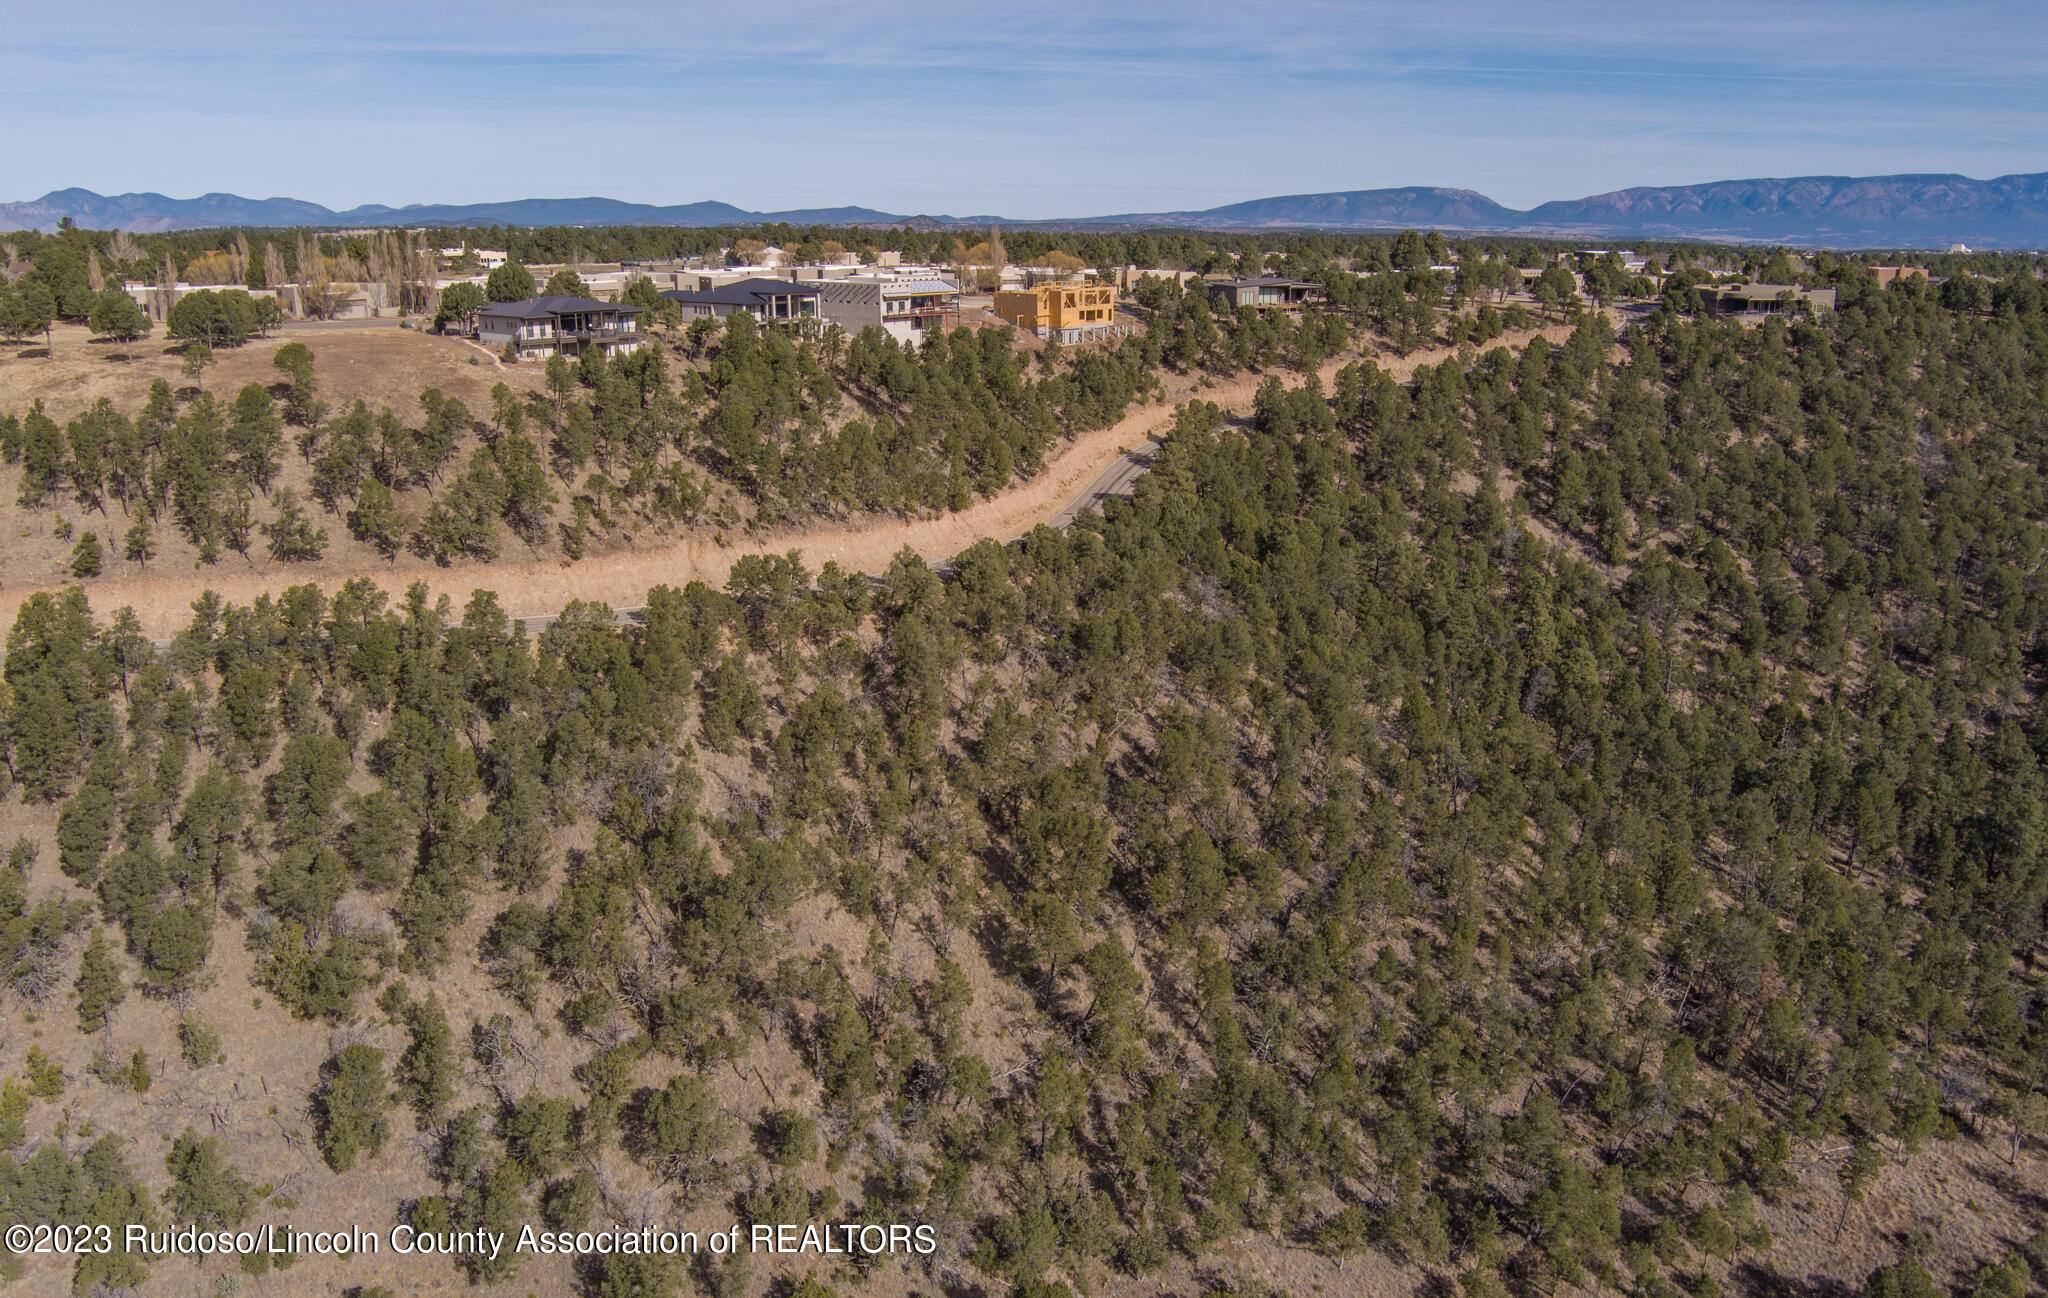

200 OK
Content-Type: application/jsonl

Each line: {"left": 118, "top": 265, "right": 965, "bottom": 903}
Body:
{"left": 882, "top": 303, "right": 959, "bottom": 320}
{"left": 514, "top": 324, "right": 637, "bottom": 345}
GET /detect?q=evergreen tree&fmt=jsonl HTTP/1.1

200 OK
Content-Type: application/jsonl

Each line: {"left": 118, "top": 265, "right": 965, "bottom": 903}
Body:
{"left": 396, "top": 993, "right": 456, "bottom": 1126}
{"left": 162, "top": 1127, "right": 255, "bottom": 1226}
{"left": 74, "top": 930, "right": 126, "bottom": 1036}
{"left": 315, "top": 1043, "right": 391, "bottom": 1172}
{"left": 485, "top": 262, "right": 537, "bottom": 303}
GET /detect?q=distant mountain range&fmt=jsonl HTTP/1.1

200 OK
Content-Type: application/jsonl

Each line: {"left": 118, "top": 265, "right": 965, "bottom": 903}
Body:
{"left": 5, "top": 173, "right": 2046, "bottom": 248}
{"left": 1080, "top": 174, "right": 2048, "bottom": 248}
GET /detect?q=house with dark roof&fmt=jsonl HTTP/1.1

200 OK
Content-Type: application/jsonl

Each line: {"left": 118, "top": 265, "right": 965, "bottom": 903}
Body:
{"left": 475, "top": 295, "right": 645, "bottom": 359}
{"left": 660, "top": 278, "right": 820, "bottom": 326}
{"left": 1205, "top": 276, "right": 1319, "bottom": 312}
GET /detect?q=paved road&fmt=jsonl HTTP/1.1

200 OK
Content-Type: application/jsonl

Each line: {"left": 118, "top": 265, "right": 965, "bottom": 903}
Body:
{"left": 277, "top": 318, "right": 421, "bottom": 332}
{"left": 1040, "top": 439, "right": 1161, "bottom": 533}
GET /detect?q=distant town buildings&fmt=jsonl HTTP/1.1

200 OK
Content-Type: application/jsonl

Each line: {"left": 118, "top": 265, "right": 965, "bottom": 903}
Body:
{"left": 476, "top": 295, "right": 645, "bottom": 359}
{"left": 438, "top": 247, "right": 508, "bottom": 269}
{"left": 1568, "top": 249, "right": 1648, "bottom": 272}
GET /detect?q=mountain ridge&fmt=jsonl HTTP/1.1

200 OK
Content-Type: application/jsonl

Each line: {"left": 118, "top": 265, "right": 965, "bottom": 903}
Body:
{"left": 4, "top": 173, "right": 2045, "bottom": 247}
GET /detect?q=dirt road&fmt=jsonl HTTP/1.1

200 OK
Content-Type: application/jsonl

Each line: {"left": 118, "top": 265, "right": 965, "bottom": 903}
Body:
{"left": 3, "top": 326, "right": 1573, "bottom": 640}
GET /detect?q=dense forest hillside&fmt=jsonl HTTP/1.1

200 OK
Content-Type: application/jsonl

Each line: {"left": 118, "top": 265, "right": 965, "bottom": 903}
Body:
{"left": 0, "top": 265, "right": 2044, "bottom": 1298}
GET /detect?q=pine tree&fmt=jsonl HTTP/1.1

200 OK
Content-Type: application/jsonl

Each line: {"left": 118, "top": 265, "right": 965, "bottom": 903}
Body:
{"left": 396, "top": 994, "right": 455, "bottom": 1126}
{"left": 638, "top": 1072, "right": 734, "bottom": 1192}
{"left": 87, "top": 288, "right": 150, "bottom": 359}
{"left": 163, "top": 1127, "right": 254, "bottom": 1226}
{"left": 261, "top": 487, "right": 327, "bottom": 562}
{"left": 348, "top": 478, "right": 402, "bottom": 561}
{"left": 138, "top": 901, "right": 211, "bottom": 997}
{"left": 315, "top": 1043, "right": 391, "bottom": 1172}
{"left": 74, "top": 930, "right": 126, "bottom": 1036}
{"left": 272, "top": 342, "right": 318, "bottom": 424}
{"left": 121, "top": 521, "right": 154, "bottom": 569}
{"left": 69, "top": 532, "right": 103, "bottom": 578}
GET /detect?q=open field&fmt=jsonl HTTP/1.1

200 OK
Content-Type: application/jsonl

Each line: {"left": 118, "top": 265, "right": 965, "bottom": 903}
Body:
{"left": 1, "top": 320, "right": 543, "bottom": 428}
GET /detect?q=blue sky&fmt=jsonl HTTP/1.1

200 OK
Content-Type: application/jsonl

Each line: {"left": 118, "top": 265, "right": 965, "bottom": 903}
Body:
{"left": 9, "top": 1, "right": 2045, "bottom": 215}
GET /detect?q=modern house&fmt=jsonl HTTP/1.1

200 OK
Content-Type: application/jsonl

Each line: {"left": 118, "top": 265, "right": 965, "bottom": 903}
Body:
{"left": 1868, "top": 265, "right": 1930, "bottom": 288}
{"left": 993, "top": 281, "right": 1118, "bottom": 343}
{"left": 1700, "top": 283, "right": 1836, "bottom": 317}
{"left": 1204, "top": 276, "right": 1319, "bottom": 313}
{"left": 660, "top": 278, "right": 821, "bottom": 326}
{"left": 815, "top": 274, "right": 961, "bottom": 343}
{"left": 475, "top": 296, "right": 645, "bottom": 359}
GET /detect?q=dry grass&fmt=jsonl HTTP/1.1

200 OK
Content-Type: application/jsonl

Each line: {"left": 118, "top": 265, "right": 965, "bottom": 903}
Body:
{"left": 0, "top": 322, "right": 553, "bottom": 624}
{"left": 0, "top": 320, "right": 540, "bottom": 428}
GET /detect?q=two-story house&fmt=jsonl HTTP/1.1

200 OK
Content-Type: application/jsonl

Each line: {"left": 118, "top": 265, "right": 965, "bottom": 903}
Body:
{"left": 814, "top": 274, "right": 961, "bottom": 343}
{"left": 475, "top": 295, "right": 645, "bottom": 360}
{"left": 993, "top": 281, "right": 1118, "bottom": 343}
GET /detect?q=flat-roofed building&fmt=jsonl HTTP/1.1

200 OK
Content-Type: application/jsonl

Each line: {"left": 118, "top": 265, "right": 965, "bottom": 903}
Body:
{"left": 476, "top": 295, "right": 645, "bottom": 359}
{"left": 994, "top": 281, "right": 1117, "bottom": 343}
{"left": 1205, "top": 276, "right": 1319, "bottom": 312}
{"left": 1869, "top": 265, "right": 1929, "bottom": 288}
{"left": 1700, "top": 283, "right": 1837, "bottom": 317}
{"left": 661, "top": 278, "right": 821, "bottom": 326}
{"left": 816, "top": 273, "right": 961, "bottom": 343}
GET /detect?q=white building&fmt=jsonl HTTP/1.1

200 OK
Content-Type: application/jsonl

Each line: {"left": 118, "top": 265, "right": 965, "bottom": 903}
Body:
{"left": 439, "top": 247, "right": 508, "bottom": 270}
{"left": 814, "top": 273, "right": 961, "bottom": 343}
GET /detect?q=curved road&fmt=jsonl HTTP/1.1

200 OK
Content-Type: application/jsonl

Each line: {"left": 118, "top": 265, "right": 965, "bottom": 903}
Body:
{"left": 504, "top": 435, "right": 1167, "bottom": 639}
{"left": 5, "top": 323, "right": 1579, "bottom": 647}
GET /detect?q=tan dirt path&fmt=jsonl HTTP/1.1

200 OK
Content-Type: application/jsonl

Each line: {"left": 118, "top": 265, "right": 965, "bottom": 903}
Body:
{"left": 1, "top": 325, "right": 1573, "bottom": 639}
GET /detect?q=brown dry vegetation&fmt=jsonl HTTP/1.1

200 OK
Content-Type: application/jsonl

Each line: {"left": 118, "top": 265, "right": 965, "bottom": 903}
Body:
{"left": 0, "top": 323, "right": 548, "bottom": 611}
{"left": 2, "top": 321, "right": 539, "bottom": 429}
